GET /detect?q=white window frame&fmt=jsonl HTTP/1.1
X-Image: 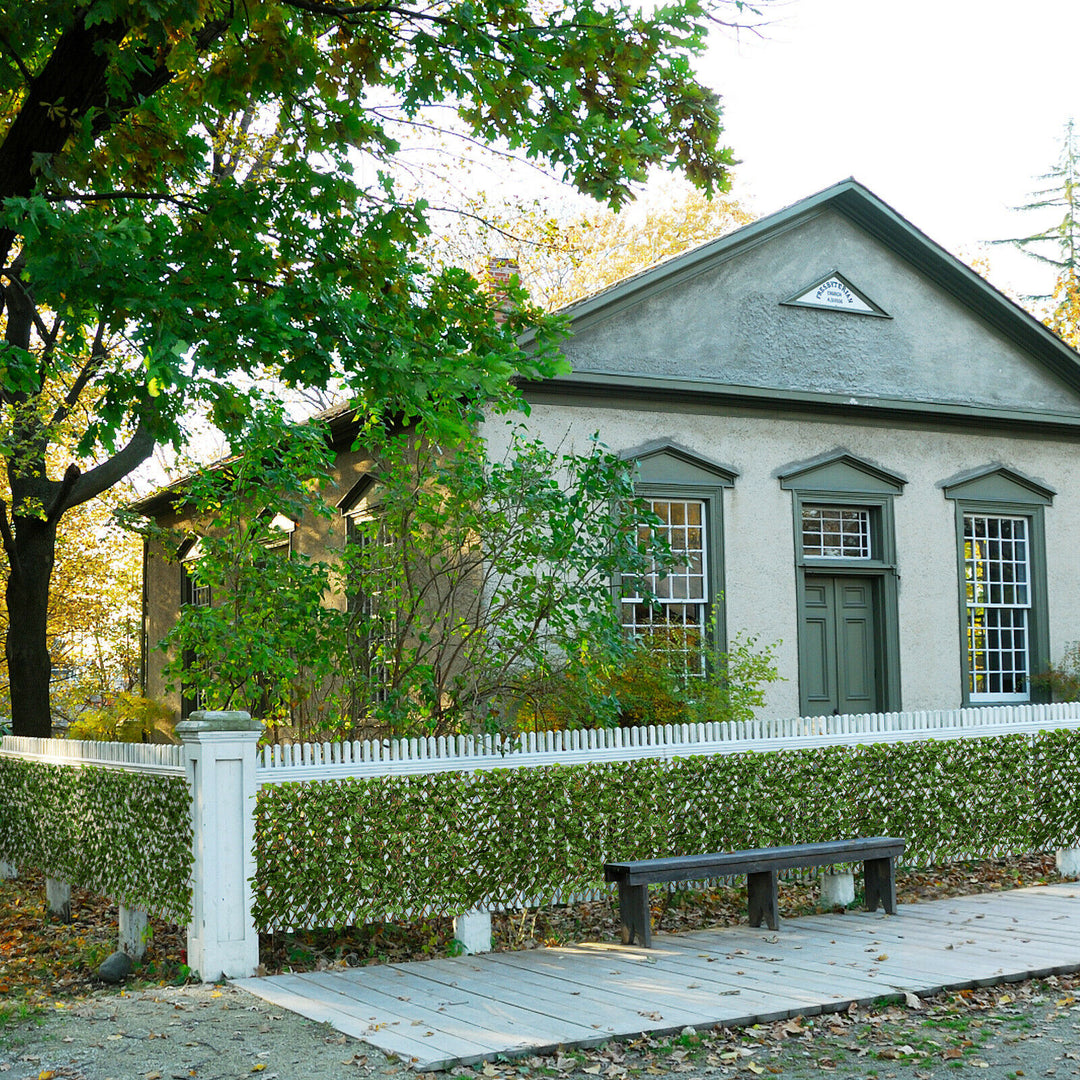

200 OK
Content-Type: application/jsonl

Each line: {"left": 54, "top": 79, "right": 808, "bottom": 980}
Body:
{"left": 801, "top": 505, "right": 873, "bottom": 560}
{"left": 621, "top": 497, "right": 710, "bottom": 677}
{"left": 963, "top": 513, "right": 1032, "bottom": 704}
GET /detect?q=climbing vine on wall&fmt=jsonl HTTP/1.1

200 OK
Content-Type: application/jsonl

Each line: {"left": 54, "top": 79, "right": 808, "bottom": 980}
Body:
{"left": 0, "top": 760, "right": 192, "bottom": 924}
{"left": 252, "top": 732, "right": 1080, "bottom": 932}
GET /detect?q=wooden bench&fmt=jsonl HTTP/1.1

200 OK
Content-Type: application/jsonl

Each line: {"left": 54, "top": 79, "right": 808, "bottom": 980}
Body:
{"left": 604, "top": 836, "right": 906, "bottom": 947}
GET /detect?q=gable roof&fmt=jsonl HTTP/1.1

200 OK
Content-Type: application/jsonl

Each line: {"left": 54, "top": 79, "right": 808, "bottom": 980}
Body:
{"left": 522, "top": 179, "right": 1080, "bottom": 425}
{"left": 129, "top": 401, "right": 365, "bottom": 518}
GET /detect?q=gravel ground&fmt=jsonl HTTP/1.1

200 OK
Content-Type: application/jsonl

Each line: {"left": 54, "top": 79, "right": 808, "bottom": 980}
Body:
{"left": 4, "top": 973, "right": 1080, "bottom": 1080}
{"left": 0, "top": 983, "right": 388, "bottom": 1080}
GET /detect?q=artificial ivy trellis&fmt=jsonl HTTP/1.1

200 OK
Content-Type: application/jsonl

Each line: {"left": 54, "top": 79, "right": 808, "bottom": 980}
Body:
{"left": 252, "top": 730, "right": 1080, "bottom": 932}
{"left": 0, "top": 759, "right": 192, "bottom": 925}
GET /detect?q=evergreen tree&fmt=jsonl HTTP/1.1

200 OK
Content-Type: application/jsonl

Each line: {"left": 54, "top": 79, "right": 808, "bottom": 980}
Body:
{"left": 996, "top": 119, "right": 1080, "bottom": 347}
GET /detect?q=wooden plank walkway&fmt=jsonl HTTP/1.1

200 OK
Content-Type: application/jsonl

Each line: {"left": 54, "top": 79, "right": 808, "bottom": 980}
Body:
{"left": 233, "top": 883, "right": 1080, "bottom": 1071}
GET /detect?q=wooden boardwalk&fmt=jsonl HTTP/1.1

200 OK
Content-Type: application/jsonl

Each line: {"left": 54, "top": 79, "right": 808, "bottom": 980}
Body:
{"left": 233, "top": 883, "right": 1080, "bottom": 1071}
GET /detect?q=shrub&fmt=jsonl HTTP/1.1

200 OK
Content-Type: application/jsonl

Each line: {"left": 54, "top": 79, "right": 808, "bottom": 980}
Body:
{"left": 518, "top": 627, "right": 782, "bottom": 730}
{"left": 1033, "top": 641, "right": 1080, "bottom": 702}
{"left": 66, "top": 692, "right": 177, "bottom": 743}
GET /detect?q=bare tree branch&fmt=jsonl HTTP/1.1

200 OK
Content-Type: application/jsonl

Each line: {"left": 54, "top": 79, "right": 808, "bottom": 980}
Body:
{"left": 51, "top": 320, "right": 108, "bottom": 429}
{"left": 64, "top": 422, "right": 157, "bottom": 513}
{"left": 45, "top": 463, "right": 81, "bottom": 525}
{"left": 43, "top": 190, "right": 201, "bottom": 208}
{"left": 0, "top": 27, "right": 33, "bottom": 85}
{"left": 0, "top": 498, "right": 17, "bottom": 567}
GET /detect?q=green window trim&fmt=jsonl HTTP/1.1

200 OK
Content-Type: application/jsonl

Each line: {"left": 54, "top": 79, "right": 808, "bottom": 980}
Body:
{"left": 619, "top": 441, "right": 735, "bottom": 660}
{"left": 943, "top": 468, "right": 1053, "bottom": 707}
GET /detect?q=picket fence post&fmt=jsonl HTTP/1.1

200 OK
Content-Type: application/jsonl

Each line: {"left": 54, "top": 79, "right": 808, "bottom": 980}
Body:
{"left": 177, "top": 710, "right": 262, "bottom": 981}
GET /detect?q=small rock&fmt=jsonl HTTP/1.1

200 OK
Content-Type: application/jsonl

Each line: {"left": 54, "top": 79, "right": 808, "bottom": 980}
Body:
{"left": 681, "top": 1026, "right": 697, "bottom": 1037}
{"left": 98, "top": 951, "right": 134, "bottom": 984}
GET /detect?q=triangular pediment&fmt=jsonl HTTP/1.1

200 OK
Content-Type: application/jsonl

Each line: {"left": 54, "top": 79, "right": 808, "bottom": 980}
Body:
{"left": 526, "top": 180, "right": 1080, "bottom": 426}
{"left": 781, "top": 270, "right": 889, "bottom": 317}
{"left": 621, "top": 440, "right": 737, "bottom": 487}
{"left": 778, "top": 450, "right": 906, "bottom": 495}
{"left": 942, "top": 465, "right": 1055, "bottom": 505}
{"left": 338, "top": 472, "right": 376, "bottom": 514}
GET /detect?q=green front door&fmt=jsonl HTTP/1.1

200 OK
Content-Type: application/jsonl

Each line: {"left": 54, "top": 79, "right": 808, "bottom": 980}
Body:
{"left": 801, "top": 575, "right": 880, "bottom": 715}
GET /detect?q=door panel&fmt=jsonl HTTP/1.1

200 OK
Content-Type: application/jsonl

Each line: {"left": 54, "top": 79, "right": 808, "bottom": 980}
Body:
{"left": 801, "top": 581, "right": 834, "bottom": 706}
{"left": 802, "top": 575, "right": 881, "bottom": 715}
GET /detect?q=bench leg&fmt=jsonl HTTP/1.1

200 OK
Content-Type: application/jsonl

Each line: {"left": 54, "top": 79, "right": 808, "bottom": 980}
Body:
{"left": 864, "top": 857, "right": 897, "bottom": 914}
{"left": 618, "top": 882, "right": 652, "bottom": 947}
{"left": 748, "top": 870, "right": 779, "bottom": 930}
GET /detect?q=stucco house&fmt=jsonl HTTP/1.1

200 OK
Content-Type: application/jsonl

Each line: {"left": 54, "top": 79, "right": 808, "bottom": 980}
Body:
{"left": 138, "top": 178, "right": 1080, "bottom": 721}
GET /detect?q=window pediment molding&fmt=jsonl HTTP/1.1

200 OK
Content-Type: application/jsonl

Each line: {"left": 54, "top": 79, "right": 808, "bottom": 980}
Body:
{"left": 778, "top": 450, "right": 906, "bottom": 495}
{"left": 338, "top": 472, "right": 377, "bottom": 514}
{"left": 941, "top": 464, "right": 1055, "bottom": 506}
{"left": 620, "top": 440, "right": 738, "bottom": 487}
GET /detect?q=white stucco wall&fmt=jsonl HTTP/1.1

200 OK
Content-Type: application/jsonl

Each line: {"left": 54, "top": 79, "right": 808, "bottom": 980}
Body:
{"left": 484, "top": 404, "right": 1080, "bottom": 719}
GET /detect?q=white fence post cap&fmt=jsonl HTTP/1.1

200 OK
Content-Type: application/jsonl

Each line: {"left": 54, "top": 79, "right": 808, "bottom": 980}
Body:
{"left": 177, "top": 711, "right": 261, "bottom": 736}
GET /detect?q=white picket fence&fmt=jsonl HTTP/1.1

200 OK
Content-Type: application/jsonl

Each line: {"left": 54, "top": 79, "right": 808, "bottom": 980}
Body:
{"left": 256, "top": 700, "right": 1080, "bottom": 783}
{"left": 5, "top": 699, "right": 1080, "bottom": 978}
{"left": 0, "top": 735, "right": 184, "bottom": 775}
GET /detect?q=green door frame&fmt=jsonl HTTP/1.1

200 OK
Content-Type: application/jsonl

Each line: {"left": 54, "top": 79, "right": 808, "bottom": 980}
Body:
{"left": 779, "top": 452, "right": 905, "bottom": 716}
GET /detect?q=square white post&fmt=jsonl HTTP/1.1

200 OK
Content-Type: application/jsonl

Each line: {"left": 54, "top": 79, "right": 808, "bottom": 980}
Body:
{"left": 177, "top": 711, "right": 262, "bottom": 982}
{"left": 119, "top": 905, "right": 149, "bottom": 960}
{"left": 45, "top": 876, "right": 71, "bottom": 922}
{"left": 453, "top": 908, "right": 492, "bottom": 954}
{"left": 1057, "top": 848, "right": 1080, "bottom": 879}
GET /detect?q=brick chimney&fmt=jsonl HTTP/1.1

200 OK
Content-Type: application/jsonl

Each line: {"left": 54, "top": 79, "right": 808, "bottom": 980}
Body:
{"left": 486, "top": 256, "right": 519, "bottom": 323}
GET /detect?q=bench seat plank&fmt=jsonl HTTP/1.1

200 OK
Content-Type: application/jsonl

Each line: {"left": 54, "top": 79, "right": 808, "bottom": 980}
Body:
{"left": 604, "top": 838, "right": 905, "bottom": 887}
{"left": 604, "top": 837, "right": 905, "bottom": 947}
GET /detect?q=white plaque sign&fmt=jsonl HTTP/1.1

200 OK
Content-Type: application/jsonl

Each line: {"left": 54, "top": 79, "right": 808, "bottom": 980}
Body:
{"left": 782, "top": 271, "right": 888, "bottom": 317}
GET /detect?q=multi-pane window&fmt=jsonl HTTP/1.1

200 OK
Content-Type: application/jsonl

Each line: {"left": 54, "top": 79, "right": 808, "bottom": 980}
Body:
{"left": 964, "top": 514, "right": 1031, "bottom": 700}
{"left": 180, "top": 542, "right": 211, "bottom": 717}
{"left": 345, "top": 514, "right": 393, "bottom": 703}
{"left": 801, "top": 505, "right": 872, "bottom": 559}
{"left": 621, "top": 498, "right": 708, "bottom": 676}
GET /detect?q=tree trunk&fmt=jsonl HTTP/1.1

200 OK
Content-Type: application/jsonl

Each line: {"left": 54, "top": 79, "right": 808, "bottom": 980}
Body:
{"left": 7, "top": 516, "right": 58, "bottom": 738}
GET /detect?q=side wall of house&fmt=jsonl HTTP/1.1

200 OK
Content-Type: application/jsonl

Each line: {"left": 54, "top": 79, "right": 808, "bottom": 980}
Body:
{"left": 484, "top": 402, "right": 1080, "bottom": 718}
{"left": 142, "top": 445, "right": 372, "bottom": 721}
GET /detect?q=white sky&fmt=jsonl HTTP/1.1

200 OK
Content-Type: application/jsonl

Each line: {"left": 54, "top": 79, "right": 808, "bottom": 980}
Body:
{"left": 702, "top": 0, "right": 1080, "bottom": 302}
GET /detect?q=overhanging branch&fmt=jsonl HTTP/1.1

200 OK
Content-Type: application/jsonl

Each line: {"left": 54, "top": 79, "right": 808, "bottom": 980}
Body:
{"left": 63, "top": 422, "right": 157, "bottom": 514}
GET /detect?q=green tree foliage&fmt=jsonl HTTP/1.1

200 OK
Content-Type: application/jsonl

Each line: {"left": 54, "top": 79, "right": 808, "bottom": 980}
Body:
{"left": 153, "top": 410, "right": 671, "bottom": 740}
{"left": 0, "top": 0, "right": 760, "bottom": 736}
{"left": 524, "top": 624, "right": 781, "bottom": 731}
{"left": 342, "top": 423, "right": 664, "bottom": 737}
{"left": 153, "top": 405, "right": 343, "bottom": 736}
